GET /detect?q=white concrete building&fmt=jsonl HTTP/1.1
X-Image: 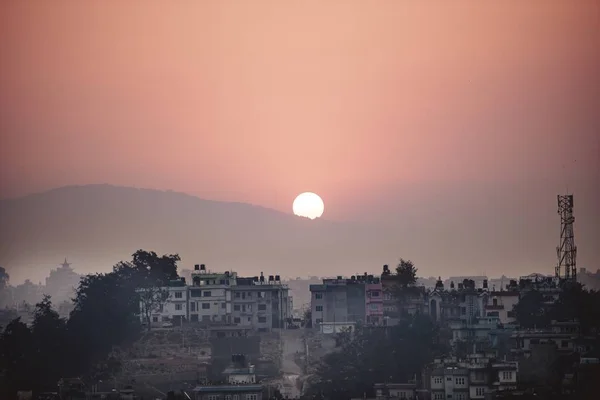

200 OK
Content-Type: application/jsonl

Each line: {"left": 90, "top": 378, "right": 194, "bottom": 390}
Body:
{"left": 138, "top": 265, "right": 292, "bottom": 332}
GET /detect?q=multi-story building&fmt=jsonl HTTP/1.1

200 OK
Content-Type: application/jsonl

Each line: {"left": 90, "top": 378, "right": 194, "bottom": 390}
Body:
{"left": 485, "top": 290, "right": 519, "bottom": 325}
{"left": 365, "top": 281, "right": 383, "bottom": 325}
{"left": 139, "top": 264, "right": 291, "bottom": 332}
{"left": 189, "top": 266, "right": 235, "bottom": 323}
{"left": 309, "top": 274, "right": 379, "bottom": 331}
{"left": 511, "top": 319, "right": 580, "bottom": 356}
{"left": 426, "top": 353, "right": 519, "bottom": 400}
{"left": 231, "top": 274, "right": 291, "bottom": 331}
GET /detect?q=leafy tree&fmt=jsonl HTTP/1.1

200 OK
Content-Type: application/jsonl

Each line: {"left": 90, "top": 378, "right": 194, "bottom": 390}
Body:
{"left": 513, "top": 290, "right": 550, "bottom": 329}
{"left": 303, "top": 309, "right": 312, "bottom": 328}
{"left": 383, "top": 259, "right": 420, "bottom": 320}
{"left": 69, "top": 250, "right": 180, "bottom": 372}
{"left": 30, "top": 295, "right": 69, "bottom": 390}
{"left": 307, "top": 314, "right": 442, "bottom": 400}
{"left": 114, "top": 250, "right": 180, "bottom": 330}
{"left": 138, "top": 285, "right": 169, "bottom": 329}
{"left": 0, "top": 318, "right": 33, "bottom": 398}
{"left": 395, "top": 259, "right": 417, "bottom": 287}
{"left": 0, "top": 266, "right": 9, "bottom": 290}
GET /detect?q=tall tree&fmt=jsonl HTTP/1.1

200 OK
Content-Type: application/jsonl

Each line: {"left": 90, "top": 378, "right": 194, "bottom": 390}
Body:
{"left": 307, "top": 314, "right": 441, "bottom": 400}
{"left": 0, "top": 266, "right": 9, "bottom": 290}
{"left": 395, "top": 259, "right": 417, "bottom": 287}
{"left": 513, "top": 290, "right": 550, "bottom": 329}
{"left": 0, "top": 318, "right": 33, "bottom": 398}
{"left": 114, "top": 250, "right": 180, "bottom": 329}
{"left": 30, "top": 295, "right": 69, "bottom": 391}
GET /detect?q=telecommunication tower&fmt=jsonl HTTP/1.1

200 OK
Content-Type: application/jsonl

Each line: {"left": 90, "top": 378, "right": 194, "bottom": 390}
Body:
{"left": 555, "top": 194, "right": 577, "bottom": 282}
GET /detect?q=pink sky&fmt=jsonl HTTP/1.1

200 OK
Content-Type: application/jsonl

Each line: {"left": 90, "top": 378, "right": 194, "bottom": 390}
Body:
{"left": 1, "top": 1, "right": 598, "bottom": 221}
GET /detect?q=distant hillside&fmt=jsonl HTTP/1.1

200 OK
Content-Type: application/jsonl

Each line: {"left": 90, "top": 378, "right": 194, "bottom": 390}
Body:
{"left": 0, "top": 185, "right": 387, "bottom": 283}
{"left": 0, "top": 182, "right": 598, "bottom": 284}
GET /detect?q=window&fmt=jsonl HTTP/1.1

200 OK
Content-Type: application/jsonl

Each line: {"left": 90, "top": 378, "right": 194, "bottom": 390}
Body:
{"left": 258, "top": 317, "right": 267, "bottom": 323}
{"left": 371, "top": 291, "right": 380, "bottom": 297}
{"left": 233, "top": 396, "right": 239, "bottom": 400}
{"left": 234, "top": 317, "right": 241, "bottom": 323}
{"left": 221, "top": 303, "right": 226, "bottom": 309}
{"left": 159, "top": 304, "right": 164, "bottom": 313}
{"left": 225, "top": 396, "right": 232, "bottom": 400}
{"left": 475, "top": 387, "right": 485, "bottom": 396}
{"left": 315, "top": 293, "right": 323, "bottom": 299}
{"left": 234, "top": 305, "right": 241, "bottom": 311}
{"left": 455, "top": 377, "right": 465, "bottom": 385}
{"left": 502, "top": 371, "right": 512, "bottom": 380}
{"left": 455, "top": 394, "right": 466, "bottom": 400}
{"left": 190, "top": 289, "right": 202, "bottom": 297}
{"left": 174, "top": 291, "right": 183, "bottom": 299}
{"left": 316, "top": 306, "right": 323, "bottom": 312}
{"left": 247, "top": 292, "right": 252, "bottom": 298}
{"left": 433, "top": 377, "right": 443, "bottom": 384}
{"left": 461, "top": 307, "right": 466, "bottom": 315}
{"left": 246, "top": 395, "right": 257, "bottom": 400}
{"left": 202, "top": 303, "right": 210, "bottom": 309}
{"left": 434, "top": 394, "right": 444, "bottom": 400}
{"left": 446, "top": 377, "right": 452, "bottom": 381}
{"left": 235, "top": 292, "right": 241, "bottom": 298}
{"left": 242, "top": 305, "right": 246, "bottom": 312}
{"left": 561, "top": 340, "right": 569, "bottom": 348}
{"left": 208, "top": 395, "right": 218, "bottom": 400}
{"left": 190, "top": 302, "right": 196, "bottom": 312}
{"left": 175, "top": 304, "right": 183, "bottom": 311}
{"left": 203, "top": 291, "right": 211, "bottom": 297}
{"left": 258, "top": 304, "right": 267, "bottom": 311}
{"left": 152, "top": 316, "right": 158, "bottom": 322}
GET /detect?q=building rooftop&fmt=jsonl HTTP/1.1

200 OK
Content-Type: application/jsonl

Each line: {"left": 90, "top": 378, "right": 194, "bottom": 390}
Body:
{"left": 193, "top": 384, "right": 262, "bottom": 393}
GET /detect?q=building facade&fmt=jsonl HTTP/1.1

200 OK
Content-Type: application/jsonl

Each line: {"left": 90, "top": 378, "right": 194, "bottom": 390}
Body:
{"left": 140, "top": 264, "right": 292, "bottom": 331}
{"left": 309, "top": 274, "right": 378, "bottom": 329}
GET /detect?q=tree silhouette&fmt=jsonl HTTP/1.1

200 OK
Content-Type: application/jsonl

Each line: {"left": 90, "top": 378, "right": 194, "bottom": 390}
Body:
{"left": 395, "top": 259, "right": 417, "bottom": 287}
{"left": 0, "top": 266, "right": 9, "bottom": 290}
{"left": 513, "top": 290, "right": 549, "bottom": 329}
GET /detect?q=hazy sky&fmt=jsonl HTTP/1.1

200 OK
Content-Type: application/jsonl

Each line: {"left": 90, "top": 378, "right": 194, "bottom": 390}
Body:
{"left": 1, "top": 0, "right": 598, "bottom": 221}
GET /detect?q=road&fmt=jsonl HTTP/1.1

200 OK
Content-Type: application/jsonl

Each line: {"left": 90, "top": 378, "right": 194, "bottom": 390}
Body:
{"left": 278, "top": 330, "right": 305, "bottom": 399}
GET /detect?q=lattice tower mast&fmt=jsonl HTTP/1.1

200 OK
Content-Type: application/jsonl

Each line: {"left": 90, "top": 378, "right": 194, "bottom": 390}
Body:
{"left": 555, "top": 194, "right": 577, "bottom": 281}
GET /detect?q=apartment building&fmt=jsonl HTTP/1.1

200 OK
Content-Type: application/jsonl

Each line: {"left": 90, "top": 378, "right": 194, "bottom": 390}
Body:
{"left": 511, "top": 319, "right": 580, "bottom": 356}
{"left": 140, "top": 264, "right": 291, "bottom": 332}
{"left": 427, "top": 354, "right": 519, "bottom": 400}
{"left": 485, "top": 290, "right": 519, "bottom": 325}
{"left": 309, "top": 274, "right": 378, "bottom": 330}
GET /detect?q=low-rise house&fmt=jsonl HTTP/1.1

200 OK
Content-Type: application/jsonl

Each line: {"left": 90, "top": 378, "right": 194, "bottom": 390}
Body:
{"left": 511, "top": 320, "right": 580, "bottom": 356}
{"left": 374, "top": 382, "right": 417, "bottom": 399}
{"left": 193, "top": 354, "right": 263, "bottom": 400}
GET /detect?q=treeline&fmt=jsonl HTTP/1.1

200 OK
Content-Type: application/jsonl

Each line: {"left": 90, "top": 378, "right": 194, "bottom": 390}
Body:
{"left": 514, "top": 283, "right": 600, "bottom": 337}
{"left": 0, "top": 250, "right": 180, "bottom": 398}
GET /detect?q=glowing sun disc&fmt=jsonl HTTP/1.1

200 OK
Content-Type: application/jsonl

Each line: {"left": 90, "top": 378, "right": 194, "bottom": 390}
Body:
{"left": 293, "top": 192, "right": 324, "bottom": 219}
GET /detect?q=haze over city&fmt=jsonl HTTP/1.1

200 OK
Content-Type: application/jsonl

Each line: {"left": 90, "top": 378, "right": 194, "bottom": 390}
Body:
{"left": 1, "top": 1, "right": 599, "bottom": 284}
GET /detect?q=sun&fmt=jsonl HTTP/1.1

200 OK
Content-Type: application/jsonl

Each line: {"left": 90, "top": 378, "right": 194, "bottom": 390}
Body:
{"left": 293, "top": 192, "right": 325, "bottom": 220}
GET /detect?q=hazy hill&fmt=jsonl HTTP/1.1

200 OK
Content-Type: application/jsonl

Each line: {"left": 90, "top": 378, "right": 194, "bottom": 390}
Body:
{"left": 0, "top": 185, "right": 389, "bottom": 283}
{"left": 0, "top": 182, "right": 598, "bottom": 285}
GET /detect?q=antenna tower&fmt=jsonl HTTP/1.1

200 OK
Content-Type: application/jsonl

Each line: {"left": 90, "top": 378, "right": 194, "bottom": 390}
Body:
{"left": 555, "top": 194, "right": 577, "bottom": 282}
